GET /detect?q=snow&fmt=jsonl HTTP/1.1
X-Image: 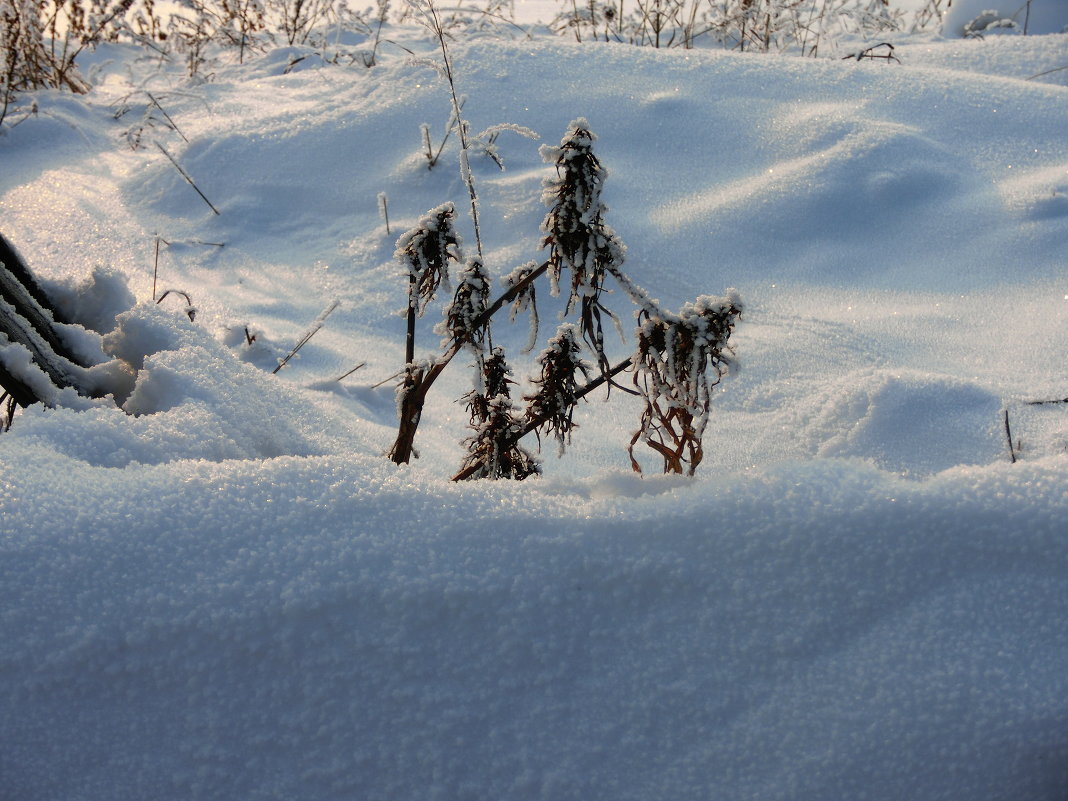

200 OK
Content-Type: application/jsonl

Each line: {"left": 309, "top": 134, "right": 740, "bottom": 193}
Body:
{"left": 2, "top": 18, "right": 1068, "bottom": 801}
{"left": 942, "top": 0, "right": 1068, "bottom": 36}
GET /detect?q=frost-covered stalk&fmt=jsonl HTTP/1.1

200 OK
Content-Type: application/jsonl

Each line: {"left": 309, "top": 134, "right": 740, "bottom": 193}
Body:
{"left": 629, "top": 292, "right": 743, "bottom": 475}
{"left": 395, "top": 201, "right": 460, "bottom": 367}
{"left": 451, "top": 349, "right": 634, "bottom": 482}
{"left": 390, "top": 202, "right": 461, "bottom": 465}
{"left": 437, "top": 256, "right": 490, "bottom": 353}
{"left": 524, "top": 324, "right": 589, "bottom": 453}
{"left": 540, "top": 117, "right": 626, "bottom": 372}
{"left": 419, "top": 0, "right": 484, "bottom": 258}
{"left": 457, "top": 347, "right": 539, "bottom": 480}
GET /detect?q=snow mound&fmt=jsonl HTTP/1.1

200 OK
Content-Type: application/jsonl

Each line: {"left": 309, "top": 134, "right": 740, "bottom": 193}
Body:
{"left": 10, "top": 303, "right": 384, "bottom": 467}
{"left": 803, "top": 369, "right": 1004, "bottom": 474}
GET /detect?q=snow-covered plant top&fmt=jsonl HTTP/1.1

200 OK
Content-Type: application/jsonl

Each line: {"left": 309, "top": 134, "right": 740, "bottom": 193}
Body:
{"left": 630, "top": 291, "right": 743, "bottom": 475}
{"left": 540, "top": 117, "right": 627, "bottom": 369}
{"left": 438, "top": 256, "right": 491, "bottom": 352}
{"left": 524, "top": 323, "right": 591, "bottom": 453}
{"left": 394, "top": 201, "right": 461, "bottom": 319}
{"left": 464, "top": 346, "right": 514, "bottom": 422}
{"left": 458, "top": 346, "right": 539, "bottom": 480}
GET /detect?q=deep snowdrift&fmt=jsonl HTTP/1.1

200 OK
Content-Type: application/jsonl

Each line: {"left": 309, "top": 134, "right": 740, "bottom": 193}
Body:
{"left": 2, "top": 24, "right": 1067, "bottom": 801}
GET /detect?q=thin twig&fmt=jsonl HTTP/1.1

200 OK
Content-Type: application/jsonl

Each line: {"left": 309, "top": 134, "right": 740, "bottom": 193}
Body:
{"left": 842, "top": 42, "right": 899, "bottom": 63}
{"left": 153, "top": 235, "right": 161, "bottom": 301}
{"left": 156, "top": 288, "right": 196, "bottom": 321}
{"left": 371, "top": 368, "right": 405, "bottom": 389}
{"left": 1025, "top": 65, "right": 1068, "bottom": 81}
{"left": 273, "top": 300, "right": 340, "bottom": 374}
{"left": 145, "top": 91, "right": 189, "bottom": 142}
{"left": 336, "top": 362, "right": 367, "bottom": 381}
{"left": 378, "top": 192, "right": 390, "bottom": 234}
{"left": 155, "top": 143, "right": 221, "bottom": 215}
{"left": 1027, "top": 396, "right": 1068, "bottom": 405}
{"left": 1003, "top": 408, "right": 1017, "bottom": 464}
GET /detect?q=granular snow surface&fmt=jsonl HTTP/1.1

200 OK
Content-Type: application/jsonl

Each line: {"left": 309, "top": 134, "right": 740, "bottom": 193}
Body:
{"left": 1, "top": 22, "right": 1067, "bottom": 801}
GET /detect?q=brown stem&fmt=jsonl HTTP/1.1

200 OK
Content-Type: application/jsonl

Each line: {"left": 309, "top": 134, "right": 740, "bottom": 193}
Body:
{"left": 388, "top": 260, "right": 551, "bottom": 464}
{"left": 405, "top": 273, "right": 417, "bottom": 367}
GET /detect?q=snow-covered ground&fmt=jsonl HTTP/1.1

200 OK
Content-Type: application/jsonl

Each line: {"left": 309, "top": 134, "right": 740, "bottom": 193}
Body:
{"left": 2, "top": 16, "right": 1067, "bottom": 801}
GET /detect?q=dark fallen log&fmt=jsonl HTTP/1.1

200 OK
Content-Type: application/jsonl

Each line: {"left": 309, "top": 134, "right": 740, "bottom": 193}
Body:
{"left": 0, "top": 232, "right": 92, "bottom": 409}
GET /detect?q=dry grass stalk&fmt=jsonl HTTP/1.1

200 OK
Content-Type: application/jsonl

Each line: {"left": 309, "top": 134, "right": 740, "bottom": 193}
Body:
{"left": 155, "top": 143, "right": 221, "bottom": 215}
{"left": 155, "top": 288, "right": 197, "bottom": 321}
{"left": 273, "top": 300, "right": 339, "bottom": 374}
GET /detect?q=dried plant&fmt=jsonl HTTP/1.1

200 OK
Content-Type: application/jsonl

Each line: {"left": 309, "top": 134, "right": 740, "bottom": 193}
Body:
{"left": 272, "top": 299, "right": 338, "bottom": 373}
{"left": 413, "top": 0, "right": 485, "bottom": 257}
{"left": 540, "top": 118, "right": 626, "bottom": 373}
{"left": 629, "top": 292, "right": 742, "bottom": 475}
{"left": 216, "top": 0, "right": 266, "bottom": 61}
{"left": 1, "top": 0, "right": 127, "bottom": 122}
{"left": 438, "top": 256, "right": 490, "bottom": 352}
{"left": 157, "top": 0, "right": 272, "bottom": 77}
{"left": 155, "top": 143, "right": 221, "bottom": 214}
{"left": 274, "top": 0, "right": 331, "bottom": 43}
{"left": 910, "top": 0, "right": 943, "bottom": 31}
{"left": 125, "top": 0, "right": 165, "bottom": 42}
{"left": 115, "top": 90, "right": 188, "bottom": 150}
{"left": 357, "top": 0, "right": 391, "bottom": 67}
{"left": 419, "top": 99, "right": 463, "bottom": 170}
{"left": 551, "top": 0, "right": 914, "bottom": 55}
{"left": 389, "top": 202, "right": 461, "bottom": 464}
{"left": 389, "top": 114, "right": 742, "bottom": 480}
{"left": 378, "top": 192, "right": 390, "bottom": 234}
{"left": 524, "top": 323, "right": 590, "bottom": 453}
{"left": 457, "top": 347, "right": 540, "bottom": 480}
{"left": 395, "top": 201, "right": 461, "bottom": 363}
{"left": 154, "top": 288, "right": 197, "bottom": 321}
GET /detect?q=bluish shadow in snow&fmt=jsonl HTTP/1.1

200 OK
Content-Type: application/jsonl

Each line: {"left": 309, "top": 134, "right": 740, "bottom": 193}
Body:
{"left": 800, "top": 368, "right": 1003, "bottom": 475}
